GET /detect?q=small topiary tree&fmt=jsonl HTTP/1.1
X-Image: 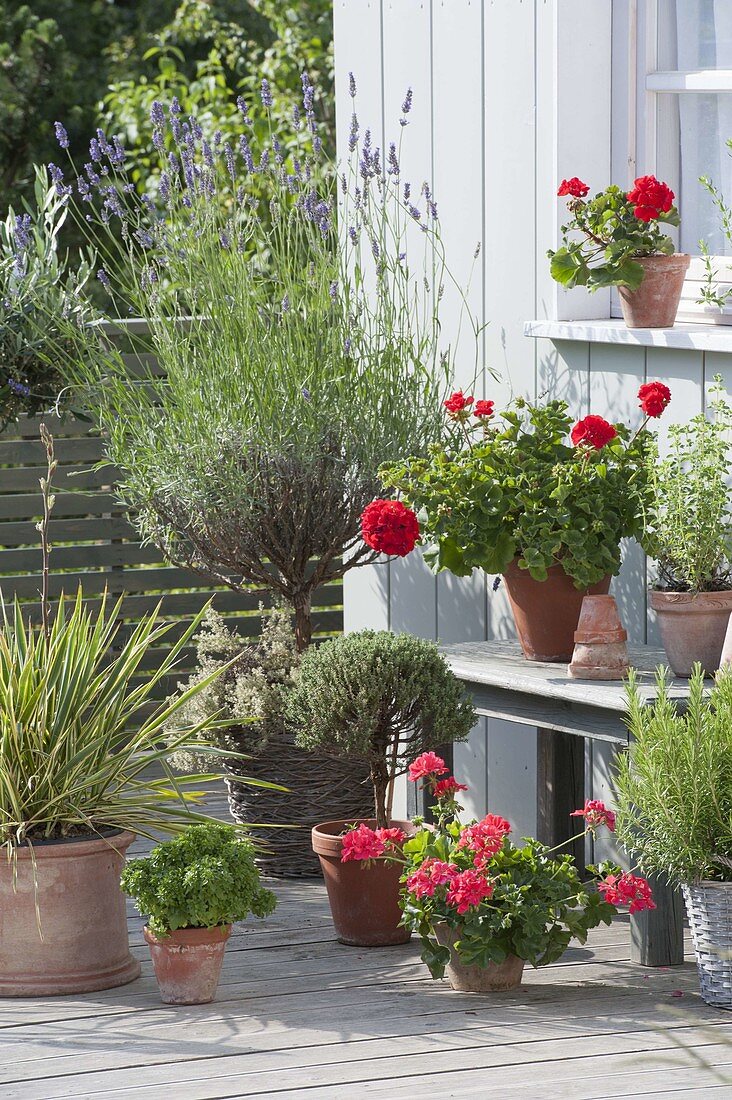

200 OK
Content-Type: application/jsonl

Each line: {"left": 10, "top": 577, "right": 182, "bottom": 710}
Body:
{"left": 285, "top": 630, "right": 476, "bottom": 828}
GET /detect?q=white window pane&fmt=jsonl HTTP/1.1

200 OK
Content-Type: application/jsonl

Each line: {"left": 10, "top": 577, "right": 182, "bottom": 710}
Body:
{"left": 659, "top": 0, "right": 732, "bottom": 70}
{"left": 657, "top": 92, "right": 732, "bottom": 255}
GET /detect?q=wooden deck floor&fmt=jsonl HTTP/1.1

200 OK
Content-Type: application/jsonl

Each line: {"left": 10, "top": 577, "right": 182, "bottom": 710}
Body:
{"left": 2, "top": 800, "right": 732, "bottom": 1099}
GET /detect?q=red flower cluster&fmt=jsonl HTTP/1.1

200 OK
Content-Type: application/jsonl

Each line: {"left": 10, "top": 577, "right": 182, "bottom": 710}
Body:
{"left": 570, "top": 415, "right": 618, "bottom": 450}
{"left": 457, "top": 813, "right": 511, "bottom": 868}
{"left": 361, "top": 498, "right": 419, "bottom": 557}
{"left": 408, "top": 751, "right": 448, "bottom": 782}
{"left": 443, "top": 392, "right": 496, "bottom": 422}
{"left": 627, "top": 175, "right": 674, "bottom": 223}
{"left": 406, "top": 858, "right": 459, "bottom": 899}
{"left": 638, "top": 381, "right": 671, "bottom": 419}
{"left": 340, "top": 823, "right": 407, "bottom": 863}
{"left": 474, "top": 400, "right": 495, "bottom": 419}
{"left": 433, "top": 776, "right": 469, "bottom": 800}
{"left": 444, "top": 390, "right": 474, "bottom": 415}
{"left": 597, "top": 872, "right": 656, "bottom": 914}
{"left": 558, "top": 177, "right": 590, "bottom": 198}
{"left": 445, "top": 869, "right": 494, "bottom": 915}
{"left": 570, "top": 799, "right": 616, "bottom": 833}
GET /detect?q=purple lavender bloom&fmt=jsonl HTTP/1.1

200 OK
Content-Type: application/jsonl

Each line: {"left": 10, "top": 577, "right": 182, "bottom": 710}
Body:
{"left": 8, "top": 379, "right": 31, "bottom": 397}
{"left": 213, "top": 130, "right": 223, "bottom": 147}
{"left": 13, "top": 214, "right": 32, "bottom": 252}
{"left": 402, "top": 88, "right": 413, "bottom": 115}
{"left": 260, "top": 79, "right": 273, "bottom": 108}
{"left": 301, "top": 71, "right": 315, "bottom": 115}
{"left": 348, "top": 113, "right": 359, "bottom": 153}
{"left": 236, "top": 96, "right": 252, "bottom": 124}
{"left": 89, "top": 137, "right": 101, "bottom": 162}
{"left": 474, "top": 241, "right": 482, "bottom": 258}
{"left": 220, "top": 230, "right": 231, "bottom": 249}
{"left": 224, "top": 143, "right": 236, "bottom": 182}
{"left": 344, "top": 338, "right": 352, "bottom": 355}
{"left": 348, "top": 72, "right": 357, "bottom": 98}
{"left": 407, "top": 204, "right": 421, "bottom": 221}
{"left": 54, "top": 122, "right": 69, "bottom": 149}
{"left": 150, "top": 101, "right": 165, "bottom": 127}
{"left": 84, "top": 162, "right": 100, "bottom": 185}
{"left": 387, "top": 143, "right": 399, "bottom": 176}
{"left": 170, "top": 97, "right": 182, "bottom": 115}
{"left": 48, "top": 163, "right": 72, "bottom": 198}
{"left": 97, "top": 268, "right": 111, "bottom": 289}
{"left": 272, "top": 137, "right": 283, "bottom": 165}
{"left": 281, "top": 293, "right": 290, "bottom": 313}
{"left": 190, "top": 115, "right": 203, "bottom": 141}
{"left": 340, "top": 172, "right": 347, "bottom": 194}
{"left": 329, "top": 280, "right": 338, "bottom": 302}
{"left": 292, "top": 103, "right": 301, "bottom": 128}
{"left": 239, "top": 134, "right": 254, "bottom": 173}
{"left": 301, "top": 386, "right": 311, "bottom": 401}
{"left": 371, "top": 238, "right": 380, "bottom": 261}
{"left": 403, "top": 182, "right": 411, "bottom": 201}
{"left": 259, "top": 149, "right": 270, "bottom": 172}
{"left": 348, "top": 225, "right": 358, "bottom": 244}
{"left": 202, "top": 141, "right": 214, "bottom": 168}
{"left": 76, "top": 176, "right": 91, "bottom": 201}
{"left": 492, "top": 576, "right": 502, "bottom": 592}
{"left": 110, "top": 136, "right": 126, "bottom": 168}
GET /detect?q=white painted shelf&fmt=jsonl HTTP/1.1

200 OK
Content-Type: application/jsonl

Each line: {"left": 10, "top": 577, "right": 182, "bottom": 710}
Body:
{"left": 524, "top": 318, "right": 732, "bottom": 353}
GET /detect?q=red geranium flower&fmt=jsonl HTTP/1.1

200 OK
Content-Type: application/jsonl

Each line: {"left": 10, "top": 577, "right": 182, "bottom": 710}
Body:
{"left": 473, "top": 400, "right": 495, "bottom": 419}
{"left": 340, "top": 823, "right": 385, "bottom": 862}
{"left": 557, "top": 177, "right": 590, "bottom": 198}
{"left": 408, "top": 751, "right": 448, "bottom": 782}
{"left": 598, "top": 872, "right": 656, "bottom": 914}
{"left": 375, "top": 826, "right": 407, "bottom": 846}
{"left": 445, "top": 869, "right": 494, "bottom": 915}
{"left": 570, "top": 415, "right": 618, "bottom": 450}
{"left": 457, "top": 813, "right": 511, "bottom": 867}
{"left": 406, "top": 858, "right": 459, "bottom": 899}
{"left": 361, "top": 499, "right": 419, "bottom": 557}
{"left": 627, "top": 175, "right": 674, "bottom": 222}
{"left": 570, "top": 799, "right": 616, "bottom": 832}
{"left": 444, "top": 390, "right": 474, "bottom": 415}
{"left": 433, "top": 776, "right": 469, "bottom": 800}
{"left": 638, "top": 381, "right": 671, "bottom": 418}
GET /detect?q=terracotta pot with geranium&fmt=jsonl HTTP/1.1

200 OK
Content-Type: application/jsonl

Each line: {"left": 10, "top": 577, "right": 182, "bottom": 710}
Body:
{"left": 345, "top": 755, "right": 655, "bottom": 992}
{"left": 549, "top": 174, "right": 688, "bottom": 328}
{"left": 373, "top": 384, "right": 671, "bottom": 662}
{"left": 284, "top": 632, "right": 476, "bottom": 946}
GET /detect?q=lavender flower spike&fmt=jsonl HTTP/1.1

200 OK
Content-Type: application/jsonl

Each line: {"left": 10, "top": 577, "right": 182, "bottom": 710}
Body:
{"left": 348, "top": 72, "right": 357, "bottom": 98}
{"left": 97, "top": 268, "right": 111, "bottom": 289}
{"left": 402, "top": 88, "right": 413, "bottom": 115}
{"left": 150, "top": 101, "right": 165, "bottom": 128}
{"left": 54, "top": 122, "right": 69, "bottom": 149}
{"left": 260, "top": 79, "right": 273, "bottom": 108}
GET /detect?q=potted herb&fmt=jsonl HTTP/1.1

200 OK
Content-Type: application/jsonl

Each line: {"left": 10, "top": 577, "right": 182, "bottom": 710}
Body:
{"left": 284, "top": 630, "right": 476, "bottom": 946}
{"left": 614, "top": 668, "right": 732, "bottom": 1008}
{"left": 121, "top": 822, "right": 276, "bottom": 1004}
{"left": 642, "top": 382, "right": 732, "bottom": 676}
{"left": 345, "top": 754, "right": 654, "bottom": 991}
{"left": 549, "top": 174, "right": 688, "bottom": 328}
{"left": 378, "top": 388, "right": 669, "bottom": 662}
{"left": 0, "top": 430, "right": 271, "bottom": 997}
{"left": 169, "top": 606, "right": 372, "bottom": 878}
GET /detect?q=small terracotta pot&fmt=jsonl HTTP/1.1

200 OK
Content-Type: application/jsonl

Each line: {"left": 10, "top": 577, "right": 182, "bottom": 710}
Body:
{"left": 312, "top": 819, "right": 412, "bottom": 946}
{"left": 502, "top": 559, "right": 611, "bottom": 663}
{"left": 718, "top": 614, "right": 732, "bottom": 673}
{"left": 618, "top": 253, "right": 690, "bottom": 328}
{"left": 650, "top": 589, "right": 732, "bottom": 677}
{"left": 0, "top": 830, "right": 140, "bottom": 997}
{"left": 568, "top": 595, "right": 629, "bottom": 680}
{"left": 434, "top": 923, "right": 525, "bottom": 991}
{"left": 144, "top": 924, "right": 231, "bottom": 1004}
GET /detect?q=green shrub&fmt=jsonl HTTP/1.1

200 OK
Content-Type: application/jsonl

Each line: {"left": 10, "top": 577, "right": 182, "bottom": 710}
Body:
{"left": 285, "top": 630, "right": 476, "bottom": 827}
{"left": 614, "top": 667, "right": 732, "bottom": 884}
{"left": 121, "top": 822, "right": 277, "bottom": 936}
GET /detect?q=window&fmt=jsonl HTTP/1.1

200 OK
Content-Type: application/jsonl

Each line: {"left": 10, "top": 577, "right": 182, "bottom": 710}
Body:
{"left": 626, "top": 0, "right": 732, "bottom": 321}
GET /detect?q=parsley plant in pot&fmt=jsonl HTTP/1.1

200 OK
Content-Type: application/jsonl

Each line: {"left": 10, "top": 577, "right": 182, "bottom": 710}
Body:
{"left": 284, "top": 631, "right": 475, "bottom": 946}
{"left": 377, "top": 386, "right": 669, "bottom": 662}
{"left": 121, "top": 823, "right": 276, "bottom": 1004}
{"left": 344, "top": 754, "right": 655, "bottom": 992}
{"left": 614, "top": 669, "right": 732, "bottom": 1007}
{"left": 549, "top": 175, "right": 688, "bottom": 328}
{"left": 642, "top": 383, "right": 732, "bottom": 676}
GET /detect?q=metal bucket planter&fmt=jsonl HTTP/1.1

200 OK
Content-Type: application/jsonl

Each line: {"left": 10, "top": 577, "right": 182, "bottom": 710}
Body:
{"left": 682, "top": 881, "right": 732, "bottom": 1008}
{"left": 226, "top": 728, "right": 373, "bottom": 878}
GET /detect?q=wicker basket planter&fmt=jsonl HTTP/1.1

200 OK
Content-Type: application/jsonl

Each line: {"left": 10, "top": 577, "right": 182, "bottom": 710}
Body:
{"left": 682, "top": 881, "right": 732, "bottom": 1008}
{"left": 226, "top": 729, "right": 373, "bottom": 878}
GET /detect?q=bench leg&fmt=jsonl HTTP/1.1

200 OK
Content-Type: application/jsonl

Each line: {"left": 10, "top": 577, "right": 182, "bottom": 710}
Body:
{"left": 630, "top": 873, "right": 685, "bottom": 966}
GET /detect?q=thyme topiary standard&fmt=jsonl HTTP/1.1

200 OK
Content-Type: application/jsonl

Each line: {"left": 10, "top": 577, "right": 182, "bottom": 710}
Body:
{"left": 285, "top": 630, "right": 476, "bottom": 828}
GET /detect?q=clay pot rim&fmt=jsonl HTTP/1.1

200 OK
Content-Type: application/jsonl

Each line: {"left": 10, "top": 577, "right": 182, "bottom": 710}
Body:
{"left": 650, "top": 589, "right": 732, "bottom": 611}
{"left": 8, "top": 829, "right": 135, "bottom": 860}
{"left": 633, "top": 252, "right": 691, "bottom": 263}
{"left": 144, "top": 923, "right": 233, "bottom": 947}
{"left": 312, "top": 818, "right": 414, "bottom": 858}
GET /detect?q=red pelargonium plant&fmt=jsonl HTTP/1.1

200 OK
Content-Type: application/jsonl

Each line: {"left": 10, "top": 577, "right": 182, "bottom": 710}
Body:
{"left": 340, "top": 754, "right": 654, "bottom": 980}
{"left": 361, "top": 498, "right": 420, "bottom": 557}
{"left": 549, "top": 174, "right": 680, "bottom": 291}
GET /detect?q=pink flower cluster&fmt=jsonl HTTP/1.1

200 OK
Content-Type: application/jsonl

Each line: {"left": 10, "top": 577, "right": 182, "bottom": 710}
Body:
{"left": 598, "top": 872, "right": 656, "bottom": 914}
{"left": 570, "top": 799, "right": 616, "bottom": 832}
{"left": 406, "top": 858, "right": 459, "bottom": 899}
{"left": 340, "top": 823, "right": 407, "bottom": 863}
{"left": 408, "top": 753, "right": 468, "bottom": 802}
{"left": 457, "top": 813, "right": 512, "bottom": 869}
{"left": 406, "top": 859, "right": 494, "bottom": 915}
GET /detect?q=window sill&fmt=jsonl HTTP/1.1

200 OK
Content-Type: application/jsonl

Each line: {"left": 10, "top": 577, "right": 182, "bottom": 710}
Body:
{"left": 524, "top": 318, "right": 732, "bottom": 353}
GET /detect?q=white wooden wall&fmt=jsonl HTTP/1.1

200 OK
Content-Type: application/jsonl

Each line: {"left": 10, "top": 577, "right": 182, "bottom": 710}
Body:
{"left": 335, "top": 0, "right": 732, "bottom": 836}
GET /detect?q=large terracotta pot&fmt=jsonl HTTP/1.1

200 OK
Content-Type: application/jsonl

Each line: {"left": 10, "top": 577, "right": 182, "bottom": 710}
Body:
{"left": 434, "top": 923, "right": 525, "bottom": 991}
{"left": 0, "top": 830, "right": 140, "bottom": 997}
{"left": 144, "top": 924, "right": 231, "bottom": 1004}
{"left": 502, "top": 559, "right": 611, "bottom": 663}
{"left": 618, "top": 253, "right": 690, "bottom": 328}
{"left": 650, "top": 589, "right": 732, "bottom": 677}
{"left": 312, "top": 818, "right": 412, "bottom": 946}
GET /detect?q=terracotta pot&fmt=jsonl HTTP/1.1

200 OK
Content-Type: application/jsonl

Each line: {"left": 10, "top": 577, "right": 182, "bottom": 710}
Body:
{"left": 568, "top": 595, "right": 629, "bottom": 680}
{"left": 650, "top": 589, "right": 732, "bottom": 677}
{"left": 434, "top": 923, "right": 525, "bottom": 991}
{"left": 618, "top": 253, "right": 690, "bottom": 328}
{"left": 0, "top": 830, "right": 140, "bottom": 997}
{"left": 144, "top": 924, "right": 231, "bottom": 1004}
{"left": 312, "top": 819, "right": 412, "bottom": 946}
{"left": 502, "top": 559, "right": 611, "bottom": 663}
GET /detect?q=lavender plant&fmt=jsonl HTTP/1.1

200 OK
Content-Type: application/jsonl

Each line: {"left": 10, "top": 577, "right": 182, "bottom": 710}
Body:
{"left": 39, "top": 74, "right": 481, "bottom": 649}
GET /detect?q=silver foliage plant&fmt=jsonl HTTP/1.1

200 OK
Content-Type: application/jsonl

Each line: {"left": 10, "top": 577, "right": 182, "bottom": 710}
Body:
{"left": 44, "top": 76, "right": 482, "bottom": 649}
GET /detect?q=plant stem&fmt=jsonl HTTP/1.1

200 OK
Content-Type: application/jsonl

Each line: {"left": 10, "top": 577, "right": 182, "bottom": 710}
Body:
{"left": 38, "top": 424, "right": 57, "bottom": 643}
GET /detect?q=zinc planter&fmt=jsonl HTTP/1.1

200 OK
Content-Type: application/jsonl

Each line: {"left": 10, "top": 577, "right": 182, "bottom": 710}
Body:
{"left": 434, "top": 924, "right": 525, "bottom": 992}
{"left": 618, "top": 253, "right": 690, "bottom": 328}
{"left": 682, "top": 882, "right": 732, "bottom": 1009}
{"left": 312, "top": 819, "right": 412, "bottom": 946}
{"left": 502, "top": 559, "right": 611, "bottom": 663}
{"left": 0, "top": 830, "right": 140, "bottom": 997}
{"left": 650, "top": 589, "right": 732, "bottom": 677}
{"left": 144, "top": 924, "right": 231, "bottom": 1004}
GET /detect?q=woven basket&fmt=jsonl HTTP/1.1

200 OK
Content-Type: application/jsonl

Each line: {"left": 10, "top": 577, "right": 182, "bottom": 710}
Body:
{"left": 225, "top": 729, "right": 373, "bottom": 878}
{"left": 682, "top": 881, "right": 732, "bottom": 1008}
